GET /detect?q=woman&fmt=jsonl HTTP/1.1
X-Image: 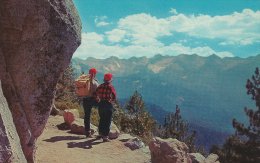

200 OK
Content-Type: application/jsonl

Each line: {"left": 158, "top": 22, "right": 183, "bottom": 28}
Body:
{"left": 95, "top": 73, "right": 117, "bottom": 142}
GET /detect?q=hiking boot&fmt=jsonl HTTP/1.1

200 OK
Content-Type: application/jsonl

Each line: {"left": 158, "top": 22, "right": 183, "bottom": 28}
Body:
{"left": 85, "top": 131, "right": 93, "bottom": 138}
{"left": 86, "top": 134, "right": 93, "bottom": 138}
{"left": 102, "top": 136, "right": 110, "bottom": 142}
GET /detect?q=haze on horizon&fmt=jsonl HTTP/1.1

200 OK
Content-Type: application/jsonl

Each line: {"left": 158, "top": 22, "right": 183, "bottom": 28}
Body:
{"left": 73, "top": 0, "right": 260, "bottom": 60}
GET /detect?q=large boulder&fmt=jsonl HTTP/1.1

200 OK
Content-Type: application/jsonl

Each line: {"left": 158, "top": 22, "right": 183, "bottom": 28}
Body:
{"left": 0, "top": 0, "right": 81, "bottom": 162}
{"left": 124, "top": 137, "right": 145, "bottom": 150}
{"left": 205, "top": 153, "right": 219, "bottom": 163}
{"left": 149, "top": 137, "right": 192, "bottom": 163}
{"left": 0, "top": 81, "right": 27, "bottom": 163}
{"left": 189, "top": 153, "right": 220, "bottom": 163}
{"left": 189, "top": 153, "right": 206, "bottom": 163}
{"left": 63, "top": 110, "right": 80, "bottom": 126}
{"left": 118, "top": 133, "right": 136, "bottom": 142}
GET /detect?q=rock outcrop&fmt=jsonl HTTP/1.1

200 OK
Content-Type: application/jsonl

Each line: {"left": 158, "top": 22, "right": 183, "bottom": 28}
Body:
{"left": 205, "top": 154, "right": 219, "bottom": 163}
{"left": 0, "top": 0, "right": 81, "bottom": 162}
{"left": 149, "top": 137, "right": 192, "bottom": 163}
{"left": 63, "top": 110, "right": 76, "bottom": 126}
{"left": 189, "top": 153, "right": 206, "bottom": 163}
{"left": 124, "top": 137, "right": 145, "bottom": 150}
{"left": 189, "top": 153, "right": 220, "bottom": 163}
{"left": 0, "top": 81, "right": 27, "bottom": 163}
{"left": 149, "top": 137, "right": 220, "bottom": 163}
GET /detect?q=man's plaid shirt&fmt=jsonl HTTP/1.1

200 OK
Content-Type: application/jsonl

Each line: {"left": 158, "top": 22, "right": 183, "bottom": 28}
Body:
{"left": 95, "top": 83, "right": 116, "bottom": 102}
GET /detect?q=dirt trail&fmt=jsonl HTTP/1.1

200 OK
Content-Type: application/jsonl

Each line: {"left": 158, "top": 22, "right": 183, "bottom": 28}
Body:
{"left": 35, "top": 116, "right": 150, "bottom": 163}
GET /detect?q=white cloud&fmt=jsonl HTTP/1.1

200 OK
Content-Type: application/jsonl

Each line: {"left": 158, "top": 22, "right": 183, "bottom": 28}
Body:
{"left": 162, "top": 43, "right": 233, "bottom": 57}
{"left": 105, "top": 29, "right": 126, "bottom": 43}
{"left": 169, "top": 8, "right": 178, "bottom": 15}
{"left": 94, "top": 16, "right": 110, "bottom": 27}
{"left": 166, "top": 9, "right": 260, "bottom": 45}
{"left": 104, "top": 9, "right": 260, "bottom": 46}
{"left": 96, "top": 21, "right": 110, "bottom": 27}
{"left": 82, "top": 32, "right": 104, "bottom": 43}
{"left": 73, "top": 33, "right": 104, "bottom": 59}
{"left": 73, "top": 32, "right": 234, "bottom": 59}
{"left": 73, "top": 9, "right": 260, "bottom": 59}
{"left": 114, "top": 13, "right": 170, "bottom": 46}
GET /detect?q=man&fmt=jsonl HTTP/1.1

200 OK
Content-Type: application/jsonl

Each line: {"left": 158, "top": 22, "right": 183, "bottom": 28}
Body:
{"left": 95, "top": 73, "right": 117, "bottom": 142}
{"left": 83, "top": 68, "right": 99, "bottom": 138}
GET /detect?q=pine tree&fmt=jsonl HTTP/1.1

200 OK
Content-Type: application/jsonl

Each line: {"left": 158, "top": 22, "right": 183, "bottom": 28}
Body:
{"left": 120, "top": 91, "right": 156, "bottom": 142}
{"left": 211, "top": 67, "right": 260, "bottom": 163}
{"left": 112, "top": 100, "right": 124, "bottom": 128}
{"left": 157, "top": 105, "right": 202, "bottom": 153}
{"left": 54, "top": 63, "right": 80, "bottom": 111}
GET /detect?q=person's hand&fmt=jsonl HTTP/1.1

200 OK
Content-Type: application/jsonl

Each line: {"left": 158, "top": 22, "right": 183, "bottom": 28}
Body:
{"left": 95, "top": 97, "right": 100, "bottom": 103}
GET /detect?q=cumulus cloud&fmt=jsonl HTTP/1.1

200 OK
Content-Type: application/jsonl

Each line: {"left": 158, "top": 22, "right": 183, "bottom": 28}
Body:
{"left": 94, "top": 16, "right": 110, "bottom": 27}
{"left": 73, "top": 32, "right": 234, "bottom": 59}
{"left": 114, "top": 13, "right": 170, "bottom": 46}
{"left": 73, "top": 9, "right": 260, "bottom": 59}
{"left": 162, "top": 43, "right": 233, "bottom": 57}
{"left": 167, "top": 9, "right": 260, "bottom": 45}
{"left": 169, "top": 8, "right": 178, "bottom": 15}
{"left": 105, "top": 9, "right": 260, "bottom": 46}
{"left": 73, "top": 32, "right": 104, "bottom": 59}
{"left": 105, "top": 29, "right": 126, "bottom": 43}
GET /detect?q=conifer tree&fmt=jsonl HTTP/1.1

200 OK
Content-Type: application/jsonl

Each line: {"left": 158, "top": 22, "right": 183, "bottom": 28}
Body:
{"left": 54, "top": 63, "right": 80, "bottom": 110}
{"left": 120, "top": 91, "right": 156, "bottom": 141}
{"left": 112, "top": 100, "right": 124, "bottom": 128}
{"left": 157, "top": 105, "right": 201, "bottom": 153}
{"left": 211, "top": 67, "right": 260, "bottom": 163}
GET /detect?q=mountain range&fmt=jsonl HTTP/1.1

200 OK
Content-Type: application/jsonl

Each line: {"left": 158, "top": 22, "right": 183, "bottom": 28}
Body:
{"left": 72, "top": 54, "right": 260, "bottom": 149}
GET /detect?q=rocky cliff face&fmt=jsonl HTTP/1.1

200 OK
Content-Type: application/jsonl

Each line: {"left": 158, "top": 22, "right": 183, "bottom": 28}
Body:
{"left": 0, "top": 0, "right": 81, "bottom": 162}
{"left": 0, "top": 81, "right": 27, "bottom": 163}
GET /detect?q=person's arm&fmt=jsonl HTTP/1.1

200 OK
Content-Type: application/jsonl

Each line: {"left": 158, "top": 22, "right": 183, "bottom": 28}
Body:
{"left": 94, "top": 85, "right": 101, "bottom": 102}
{"left": 110, "top": 85, "right": 117, "bottom": 101}
{"left": 92, "top": 80, "right": 99, "bottom": 92}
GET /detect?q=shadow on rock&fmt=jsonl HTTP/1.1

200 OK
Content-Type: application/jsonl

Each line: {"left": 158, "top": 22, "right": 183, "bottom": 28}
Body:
{"left": 43, "top": 136, "right": 84, "bottom": 142}
{"left": 67, "top": 138, "right": 103, "bottom": 149}
{"left": 56, "top": 123, "right": 70, "bottom": 130}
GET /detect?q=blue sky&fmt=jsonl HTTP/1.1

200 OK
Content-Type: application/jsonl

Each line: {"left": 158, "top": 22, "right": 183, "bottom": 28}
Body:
{"left": 73, "top": 0, "right": 260, "bottom": 59}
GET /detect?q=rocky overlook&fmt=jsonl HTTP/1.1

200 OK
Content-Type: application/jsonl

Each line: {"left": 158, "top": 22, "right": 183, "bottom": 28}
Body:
{"left": 0, "top": 1, "right": 220, "bottom": 163}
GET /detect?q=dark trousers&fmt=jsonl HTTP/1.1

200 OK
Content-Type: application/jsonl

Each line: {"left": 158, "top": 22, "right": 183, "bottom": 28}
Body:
{"left": 98, "top": 101, "right": 113, "bottom": 136}
{"left": 83, "top": 97, "right": 96, "bottom": 133}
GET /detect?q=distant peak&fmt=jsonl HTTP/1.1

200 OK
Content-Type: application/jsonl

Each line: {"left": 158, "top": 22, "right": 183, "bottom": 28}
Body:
{"left": 108, "top": 56, "right": 119, "bottom": 60}
{"left": 209, "top": 54, "right": 221, "bottom": 59}
{"left": 153, "top": 54, "right": 164, "bottom": 58}
{"left": 86, "top": 56, "right": 96, "bottom": 60}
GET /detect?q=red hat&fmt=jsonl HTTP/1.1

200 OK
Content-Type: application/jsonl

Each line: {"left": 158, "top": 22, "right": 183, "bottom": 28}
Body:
{"left": 89, "top": 68, "right": 97, "bottom": 75}
{"left": 104, "top": 73, "right": 113, "bottom": 82}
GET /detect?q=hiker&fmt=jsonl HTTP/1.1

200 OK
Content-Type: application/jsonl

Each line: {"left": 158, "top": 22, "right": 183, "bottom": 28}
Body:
{"left": 83, "top": 68, "right": 99, "bottom": 138}
{"left": 95, "top": 73, "right": 117, "bottom": 142}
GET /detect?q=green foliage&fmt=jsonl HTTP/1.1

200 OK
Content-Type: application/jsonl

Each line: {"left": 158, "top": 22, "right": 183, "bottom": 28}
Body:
{"left": 90, "top": 107, "right": 100, "bottom": 126}
{"left": 112, "top": 101, "right": 124, "bottom": 128}
{"left": 54, "top": 64, "right": 81, "bottom": 111}
{"left": 211, "top": 67, "right": 260, "bottom": 163}
{"left": 119, "top": 91, "right": 156, "bottom": 144}
{"left": 155, "top": 105, "right": 205, "bottom": 154}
